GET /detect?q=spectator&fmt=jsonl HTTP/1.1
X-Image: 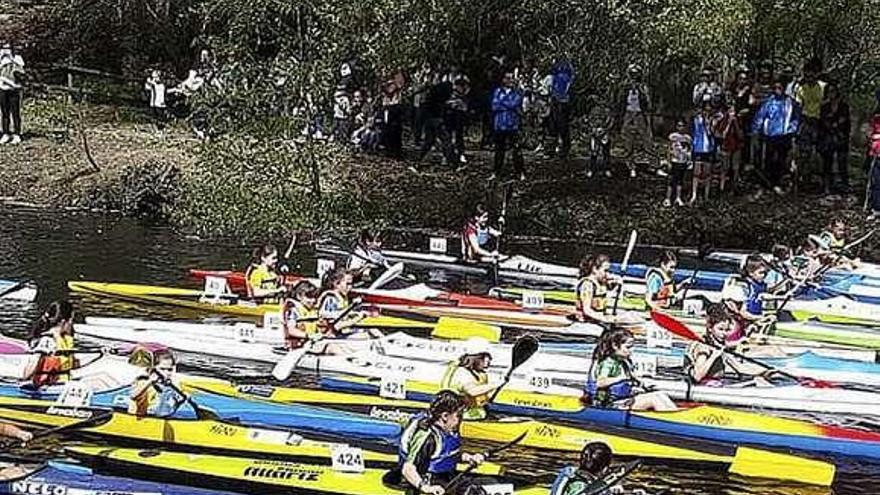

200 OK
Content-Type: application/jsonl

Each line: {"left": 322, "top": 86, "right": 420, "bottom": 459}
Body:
{"left": 731, "top": 69, "right": 753, "bottom": 166}
{"left": 381, "top": 70, "right": 405, "bottom": 159}
{"left": 750, "top": 62, "right": 774, "bottom": 171}
{"left": 415, "top": 71, "right": 456, "bottom": 168}
{"left": 666, "top": 118, "right": 692, "bottom": 207}
{"left": 866, "top": 94, "right": 880, "bottom": 219}
{"left": 351, "top": 90, "right": 381, "bottom": 152}
{"left": 411, "top": 62, "right": 433, "bottom": 146}
{"left": 332, "top": 84, "right": 352, "bottom": 144}
{"left": 752, "top": 80, "right": 801, "bottom": 195}
{"left": 548, "top": 59, "right": 575, "bottom": 159}
{"left": 692, "top": 68, "right": 721, "bottom": 108}
{"left": 491, "top": 70, "right": 525, "bottom": 181}
{"left": 818, "top": 82, "right": 851, "bottom": 195}
{"left": 795, "top": 59, "right": 826, "bottom": 175}
{"left": 618, "top": 65, "right": 652, "bottom": 178}
{"left": 445, "top": 76, "right": 470, "bottom": 165}
{"left": 690, "top": 101, "right": 716, "bottom": 203}
{"left": 0, "top": 41, "right": 25, "bottom": 145}
{"left": 713, "top": 100, "right": 745, "bottom": 194}
{"left": 586, "top": 102, "right": 613, "bottom": 178}
{"left": 171, "top": 69, "right": 207, "bottom": 139}
{"left": 144, "top": 69, "right": 168, "bottom": 131}
{"left": 779, "top": 65, "right": 797, "bottom": 97}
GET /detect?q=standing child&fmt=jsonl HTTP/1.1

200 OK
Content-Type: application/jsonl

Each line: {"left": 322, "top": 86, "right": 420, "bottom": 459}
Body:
{"left": 713, "top": 102, "right": 744, "bottom": 194}
{"left": 666, "top": 119, "right": 692, "bottom": 207}
{"left": 145, "top": 70, "right": 168, "bottom": 130}
{"left": 0, "top": 42, "right": 25, "bottom": 145}
{"left": 690, "top": 102, "right": 716, "bottom": 203}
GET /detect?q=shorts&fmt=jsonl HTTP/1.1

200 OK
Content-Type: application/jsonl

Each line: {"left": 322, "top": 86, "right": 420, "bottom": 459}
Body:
{"left": 693, "top": 152, "right": 716, "bottom": 163}
{"left": 670, "top": 161, "right": 687, "bottom": 188}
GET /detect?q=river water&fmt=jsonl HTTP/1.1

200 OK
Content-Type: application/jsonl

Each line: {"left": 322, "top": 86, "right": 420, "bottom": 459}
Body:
{"left": 0, "top": 204, "right": 877, "bottom": 494}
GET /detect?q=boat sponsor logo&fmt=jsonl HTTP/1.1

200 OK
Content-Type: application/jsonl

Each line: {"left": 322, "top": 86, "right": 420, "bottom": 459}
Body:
{"left": 238, "top": 384, "right": 276, "bottom": 398}
{"left": 209, "top": 423, "right": 239, "bottom": 437}
{"left": 242, "top": 462, "right": 320, "bottom": 482}
{"left": 369, "top": 406, "right": 416, "bottom": 423}
{"left": 346, "top": 355, "right": 415, "bottom": 373}
{"left": 533, "top": 424, "right": 560, "bottom": 439}
{"left": 10, "top": 482, "right": 156, "bottom": 495}
{"left": 695, "top": 413, "right": 733, "bottom": 427}
{"left": 508, "top": 397, "right": 557, "bottom": 410}
{"left": 46, "top": 406, "right": 93, "bottom": 419}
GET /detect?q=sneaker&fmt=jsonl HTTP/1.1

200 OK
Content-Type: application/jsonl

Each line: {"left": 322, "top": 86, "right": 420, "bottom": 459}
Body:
{"left": 773, "top": 186, "right": 784, "bottom": 196}
{"left": 605, "top": 170, "right": 612, "bottom": 178}
{"left": 663, "top": 199, "right": 671, "bottom": 208}
{"left": 519, "top": 172, "right": 526, "bottom": 181}
{"left": 675, "top": 197, "right": 685, "bottom": 207}
{"left": 0, "top": 134, "right": 9, "bottom": 145}
{"left": 586, "top": 171, "right": 593, "bottom": 178}
{"left": 488, "top": 173, "right": 497, "bottom": 181}
{"left": 630, "top": 169, "right": 636, "bottom": 178}
{"left": 9, "top": 135, "right": 20, "bottom": 145}
{"left": 656, "top": 169, "right": 668, "bottom": 177}
{"left": 459, "top": 155, "right": 468, "bottom": 164}
{"left": 407, "top": 166, "right": 419, "bottom": 174}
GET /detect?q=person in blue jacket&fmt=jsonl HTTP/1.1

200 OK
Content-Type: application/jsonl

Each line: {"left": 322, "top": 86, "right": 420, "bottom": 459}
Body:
{"left": 752, "top": 81, "right": 802, "bottom": 194}
{"left": 491, "top": 70, "right": 525, "bottom": 180}
{"left": 690, "top": 101, "right": 716, "bottom": 204}
{"left": 548, "top": 59, "right": 575, "bottom": 159}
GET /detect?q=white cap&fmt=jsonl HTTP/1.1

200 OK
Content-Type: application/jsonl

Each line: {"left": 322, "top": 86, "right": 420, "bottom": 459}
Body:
{"left": 462, "top": 337, "right": 492, "bottom": 357}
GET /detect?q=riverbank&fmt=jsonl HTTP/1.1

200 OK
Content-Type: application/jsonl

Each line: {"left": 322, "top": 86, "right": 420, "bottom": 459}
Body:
{"left": 1, "top": 97, "right": 874, "bottom": 255}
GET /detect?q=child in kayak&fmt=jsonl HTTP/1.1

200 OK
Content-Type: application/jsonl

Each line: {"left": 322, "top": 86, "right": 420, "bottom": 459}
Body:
{"left": 644, "top": 251, "right": 693, "bottom": 311}
{"left": 817, "top": 218, "right": 861, "bottom": 270}
{"left": 439, "top": 338, "right": 502, "bottom": 420}
{"left": 318, "top": 267, "right": 383, "bottom": 339}
{"left": 461, "top": 204, "right": 503, "bottom": 263}
{"left": 23, "top": 301, "right": 78, "bottom": 387}
{"left": 394, "top": 390, "right": 486, "bottom": 495}
{"left": 245, "top": 244, "right": 286, "bottom": 300}
{"left": 551, "top": 442, "right": 645, "bottom": 495}
{"left": 127, "top": 346, "right": 186, "bottom": 418}
{"left": 575, "top": 254, "right": 624, "bottom": 325}
{"left": 685, "top": 303, "right": 773, "bottom": 386}
{"left": 720, "top": 255, "right": 778, "bottom": 334}
{"left": 584, "top": 328, "right": 677, "bottom": 411}
{"left": 283, "top": 281, "right": 347, "bottom": 355}
{"left": 347, "top": 229, "right": 388, "bottom": 284}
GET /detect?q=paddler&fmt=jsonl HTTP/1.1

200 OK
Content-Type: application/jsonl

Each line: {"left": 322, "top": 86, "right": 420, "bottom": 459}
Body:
{"left": 817, "top": 218, "right": 861, "bottom": 270}
{"left": 575, "top": 254, "right": 624, "bottom": 325}
{"left": 461, "top": 204, "right": 503, "bottom": 263}
{"left": 127, "top": 346, "right": 186, "bottom": 417}
{"left": 644, "top": 251, "right": 693, "bottom": 311}
{"left": 245, "top": 243, "right": 286, "bottom": 300}
{"left": 318, "top": 267, "right": 383, "bottom": 339}
{"left": 439, "top": 338, "right": 502, "bottom": 420}
{"left": 584, "top": 328, "right": 677, "bottom": 411}
{"left": 551, "top": 442, "right": 620, "bottom": 495}
{"left": 347, "top": 229, "right": 388, "bottom": 283}
{"left": 396, "top": 390, "right": 485, "bottom": 495}
{"left": 282, "top": 280, "right": 345, "bottom": 355}
{"left": 685, "top": 303, "right": 775, "bottom": 386}
{"left": 720, "top": 255, "right": 777, "bottom": 335}
{"left": 23, "top": 301, "right": 78, "bottom": 387}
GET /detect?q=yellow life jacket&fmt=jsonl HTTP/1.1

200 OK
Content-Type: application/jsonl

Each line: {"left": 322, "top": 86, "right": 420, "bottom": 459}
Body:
{"left": 575, "top": 277, "right": 607, "bottom": 315}
{"left": 283, "top": 299, "right": 319, "bottom": 349}
{"left": 439, "top": 361, "right": 489, "bottom": 420}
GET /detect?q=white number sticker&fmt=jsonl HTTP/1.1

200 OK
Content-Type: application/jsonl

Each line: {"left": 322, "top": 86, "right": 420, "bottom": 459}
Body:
{"left": 56, "top": 380, "right": 93, "bottom": 408}
{"left": 521, "top": 290, "right": 545, "bottom": 310}
{"left": 630, "top": 355, "right": 658, "bottom": 377}
{"left": 683, "top": 299, "right": 704, "bottom": 316}
{"left": 379, "top": 376, "right": 407, "bottom": 399}
{"left": 482, "top": 484, "right": 514, "bottom": 495}
{"left": 646, "top": 325, "right": 673, "bottom": 349}
{"left": 317, "top": 258, "right": 336, "bottom": 278}
{"left": 203, "top": 276, "right": 228, "bottom": 296}
{"left": 330, "top": 444, "right": 365, "bottom": 473}
{"left": 526, "top": 373, "right": 553, "bottom": 391}
{"left": 429, "top": 237, "right": 448, "bottom": 254}
{"left": 234, "top": 322, "right": 258, "bottom": 342}
{"left": 263, "top": 312, "right": 283, "bottom": 331}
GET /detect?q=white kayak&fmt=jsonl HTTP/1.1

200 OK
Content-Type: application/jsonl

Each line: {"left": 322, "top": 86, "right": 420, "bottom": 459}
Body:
{"left": 0, "top": 279, "right": 37, "bottom": 302}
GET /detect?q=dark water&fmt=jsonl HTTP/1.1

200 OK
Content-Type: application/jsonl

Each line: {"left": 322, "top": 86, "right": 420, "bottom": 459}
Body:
{"left": 0, "top": 204, "right": 876, "bottom": 494}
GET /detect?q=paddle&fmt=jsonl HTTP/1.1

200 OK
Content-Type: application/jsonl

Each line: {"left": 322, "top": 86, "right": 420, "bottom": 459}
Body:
{"left": 648, "top": 310, "right": 850, "bottom": 389}
{"left": 611, "top": 230, "right": 638, "bottom": 316}
{"left": 271, "top": 299, "right": 365, "bottom": 381}
{"left": 488, "top": 334, "right": 540, "bottom": 402}
{"left": 0, "top": 279, "right": 30, "bottom": 299}
{"left": 679, "top": 241, "right": 713, "bottom": 304}
{"left": 151, "top": 369, "right": 220, "bottom": 421}
{"left": 369, "top": 262, "right": 404, "bottom": 290}
{"left": 0, "top": 409, "right": 113, "bottom": 449}
{"left": 332, "top": 238, "right": 417, "bottom": 282}
{"left": 491, "top": 184, "right": 512, "bottom": 286}
{"left": 583, "top": 460, "right": 642, "bottom": 495}
{"left": 443, "top": 431, "right": 528, "bottom": 494}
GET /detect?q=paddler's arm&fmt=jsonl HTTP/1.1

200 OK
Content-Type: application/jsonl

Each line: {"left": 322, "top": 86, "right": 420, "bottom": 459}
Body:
{"left": 401, "top": 433, "right": 445, "bottom": 495}
{"left": 688, "top": 347, "right": 724, "bottom": 383}
{"left": 0, "top": 423, "right": 32, "bottom": 443}
{"left": 129, "top": 375, "right": 158, "bottom": 404}
{"left": 465, "top": 231, "right": 497, "bottom": 259}
{"left": 461, "top": 380, "right": 502, "bottom": 398}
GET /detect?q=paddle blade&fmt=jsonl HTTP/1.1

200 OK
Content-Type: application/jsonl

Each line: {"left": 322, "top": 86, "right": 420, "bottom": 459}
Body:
{"left": 510, "top": 335, "right": 539, "bottom": 370}
{"left": 272, "top": 347, "right": 309, "bottom": 381}
{"left": 729, "top": 446, "right": 835, "bottom": 487}
{"left": 649, "top": 311, "right": 701, "bottom": 342}
{"left": 369, "top": 263, "right": 405, "bottom": 290}
{"left": 620, "top": 230, "right": 638, "bottom": 271}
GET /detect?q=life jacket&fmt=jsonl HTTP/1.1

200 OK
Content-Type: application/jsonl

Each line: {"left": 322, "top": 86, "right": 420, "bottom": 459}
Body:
{"left": 31, "top": 333, "right": 76, "bottom": 388}
{"left": 584, "top": 358, "right": 633, "bottom": 407}
{"left": 744, "top": 278, "right": 766, "bottom": 317}
{"left": 128, "top": 378, "right": 183, "bottom": 417}
{"left": 460, "top": 220, "right": 489, "bottom": 261}
{"left": 645, "top": 268, "right": 675, "bottom": 308}
{"left": 575, "top": 277, "right": 607, "bottom": 316}
{"left": 246, "top": 264, "right": 279, "bottom": 297}
{"left": 819, "top": 231, "right": 844, "bottom": 250}
{"left": 282, "top": 299, "right": 319, "bottom": 349}
{"left": 684, "top": 339, "right": 726, "bottom": 385}
{"left": 317, "top": 290, "right": 350, "bottom": 336}
{"left": 399, "top": 414, "right": 462, "bottom": 476}
{"left": 439, "top": 362, "right": 489, "bottom": 420}
{"left": 550, "top": 466, "right": 597, "bottom": 495}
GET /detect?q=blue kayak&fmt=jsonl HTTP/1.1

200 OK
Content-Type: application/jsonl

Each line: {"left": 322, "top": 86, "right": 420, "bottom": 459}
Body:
{"left": 319, "top": 376, "right": 880, "bottom": 463}
{"left": 0, "top": 382, "right": 400, "bottom": 444}
{"left": 0, "top": 460, "right": 239, "bottom": 495}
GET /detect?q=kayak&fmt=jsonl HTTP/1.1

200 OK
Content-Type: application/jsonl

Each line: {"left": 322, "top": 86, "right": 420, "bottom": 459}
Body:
{"left": 784, "top": 296, "right": 880, "bottom": 326}
{"left": 67, "top": 446, "right": 529, "bottom": 495}
{"left": 707, "top": 250, "right": 880, "bottom": 280}
{"left": 320, "top": 375, "right": 880, "bottom": 463}
{"left": 67, "top": 281, "right": 503, "bottom": 341}
{"left": 0, "top": 278, "right": 37, "bottom": 302}
{"left": 773, "top": 320, "right": 880, "bottom": 349}
{"left": 185, "top": 380, "right": 836, "bottom": 486}
{"left": 0, "top": 460, "right": 239, "bottom": 495}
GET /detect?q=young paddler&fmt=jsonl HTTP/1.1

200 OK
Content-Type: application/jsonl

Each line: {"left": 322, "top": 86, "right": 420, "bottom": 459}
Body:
{"left": 574, "top": 254, "right": 624, "bottom": 325}
{"left": 318, "top": 267, "right": 383, "bottom": 339}
{"left": 245, "top": 243, "right": 286, "bottom": 300}
{"left": 644, "top": 251, "right": 693, "bottom": 311}
{"left": 461, "top": 204, "right": 503, "bottom": 263}
{"left": 127, "top": 346, "right": 186, "bottom": 417}
{"left": 438, "top": 338, "right": 503, "bottom": 421}
{"left": 23, "top": 301, "right": 78, "bottom": 387}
